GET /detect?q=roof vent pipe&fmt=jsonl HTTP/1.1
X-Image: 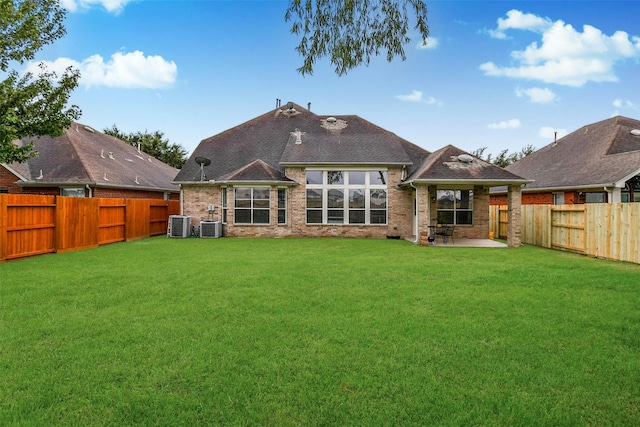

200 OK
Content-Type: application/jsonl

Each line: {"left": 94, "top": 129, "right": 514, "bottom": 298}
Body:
{"left": 554, "top": 131, "right": 557, "bottom": 142}
{"left": 308, "top": 102, "right": 311, "bottom": 111}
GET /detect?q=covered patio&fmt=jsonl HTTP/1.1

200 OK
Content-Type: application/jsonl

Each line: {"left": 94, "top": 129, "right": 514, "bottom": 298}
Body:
{"left": 401, "top": 145, "right": 532, "bottom": 247}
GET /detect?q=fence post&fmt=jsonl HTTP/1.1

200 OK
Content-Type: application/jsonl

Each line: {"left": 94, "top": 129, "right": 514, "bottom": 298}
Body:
{"left": 0, "top": 194, "right": 7, "bottom": 261}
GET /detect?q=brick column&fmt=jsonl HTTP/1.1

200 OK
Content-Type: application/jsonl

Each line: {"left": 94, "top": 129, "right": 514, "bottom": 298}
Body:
{"left": 507, "top": 184, "right": 522, "bottom": 247}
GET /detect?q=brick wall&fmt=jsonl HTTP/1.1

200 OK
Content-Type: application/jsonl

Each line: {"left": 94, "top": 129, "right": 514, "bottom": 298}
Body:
{"left": 491, "top": 191, "right": 580, "bottom": 205}
{"left": 182, "top": 167, "right": 416, "bottom": 239}
{"left": 0, "top": 167, "right": 24, "bottom": 193}
{"left": 93, "top": 187, "right": 177, "bottom": 200}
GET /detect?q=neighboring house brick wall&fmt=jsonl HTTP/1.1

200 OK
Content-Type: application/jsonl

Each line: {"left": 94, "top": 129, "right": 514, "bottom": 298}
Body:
{"left": 491, "top": 191, "right": 580, "bottom": 205}
{"left": 92, "top": 187, "right": 176, "bottom": 200}
{"left": 0, "top": 167, "right": 22, "bottom": 193}
{"left": 18, "top": 187, "right": 60, "bottom": 196}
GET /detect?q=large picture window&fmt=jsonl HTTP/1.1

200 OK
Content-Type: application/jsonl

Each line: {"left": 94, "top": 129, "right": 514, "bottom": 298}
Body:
{"left": 235, "top": 187, "right": 270, "bottom": 224}
{"left": 306, "top": 170, "right": 387, "bottom": 225}
{"left": 436, "top": 189, "right": 473, "bottom": 225}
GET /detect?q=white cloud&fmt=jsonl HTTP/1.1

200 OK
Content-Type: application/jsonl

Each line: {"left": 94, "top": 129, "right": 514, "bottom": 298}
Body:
{"left": 416, "top": 37, "right": 439, "bottom": 50}
{"left": 488, "top": 119, "right": 521, "bottom": 130}
{"left": 481, "top": 10, "right": 640, "bottom": 87}
{"left": 515, "top": 87, "right": 558, "bottom": 104}
{"left": 488, "top": 9, "right": 552, "bottom": 39}
{"left": 395, "top": 90, "right": 442, "bottom": 105}
{"left": 613, "top": 98, "right": 637, "bottom": 110}
{"left": 25, "top": 51, "right": 177, "bottom": 89}
{"left": 61, "top": 0, "right": 133, "bottom": 14}
{"left": 539, "top": 126, "right": 567, "bottom": 141}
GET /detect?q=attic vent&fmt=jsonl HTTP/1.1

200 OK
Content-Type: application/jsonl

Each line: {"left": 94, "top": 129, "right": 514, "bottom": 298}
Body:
{"left": 108, "top": 152, "right": 114, "bottom": 159}
{"left": 631, "top": 129, "right": 640, "bottom": 136}
{"left": 458, "top": 154, "right": 473, "bottom": 164}
{"left": 295, "top": 128, "right": 302, "bottom": 144}
{"left": 326, "top": 117, "right": 337, "bottom": 123}
{"left": 84, "top": 126, "right": 95, "bottom": 133}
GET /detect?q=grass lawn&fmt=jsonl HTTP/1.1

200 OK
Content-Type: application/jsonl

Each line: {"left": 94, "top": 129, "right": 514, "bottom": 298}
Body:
{"left": 1, "top": 237, "right": 639, "bottom": 426}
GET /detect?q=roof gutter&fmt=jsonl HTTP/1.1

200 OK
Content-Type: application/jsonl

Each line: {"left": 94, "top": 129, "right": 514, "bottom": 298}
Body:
{"left": 402, "top": 178, "right": 533, "bottom": 187}
{"left": 491, "top": 183, "right": 621, "bottom": 194}
{"left": 17, "top": 181, "right": 179, "bottom": 193}
{"left": 175, "top": 179, "right": 298, "bottom": 186}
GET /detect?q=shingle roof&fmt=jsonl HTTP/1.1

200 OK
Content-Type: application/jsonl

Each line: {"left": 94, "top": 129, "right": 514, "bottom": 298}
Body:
{"left": 405, "top": 145, "right": 530, "bottom": 185}
{"left": 505, "top": 116, "right": 640, "bottom": 191}
{"left": 174, "top": 102, "right": 430, "bottom": 183}
{"left": 6, "top": 123, "right": 179, "bottom": 192}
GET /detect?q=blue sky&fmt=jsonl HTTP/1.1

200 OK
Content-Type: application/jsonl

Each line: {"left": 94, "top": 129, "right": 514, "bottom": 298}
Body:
{"left": 24, "top": 0, "right": 640, "bottom": 156}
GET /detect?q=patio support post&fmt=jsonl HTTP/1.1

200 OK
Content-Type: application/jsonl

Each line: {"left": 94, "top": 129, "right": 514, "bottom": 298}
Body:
{"left": 507, "top": 184, "right": 522, "bottom": 247}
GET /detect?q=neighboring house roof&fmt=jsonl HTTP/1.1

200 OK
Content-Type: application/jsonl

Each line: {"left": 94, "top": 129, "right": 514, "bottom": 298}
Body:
{"left": 4, "top": 123, "right": 179, "bottom": 192}
{"left": 404, "top": 145, "right": 531, "bottom": 186}
{"left": 174, "top": 102, "right": 431, "bottom": 184}
{"left": 501, "top": 116, "right": 640, "bottom": 192}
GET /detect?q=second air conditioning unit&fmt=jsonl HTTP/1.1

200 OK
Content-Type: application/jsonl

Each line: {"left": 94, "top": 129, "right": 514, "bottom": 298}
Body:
{"left": 200, "top": 221, "right": 222, "bottom": 238}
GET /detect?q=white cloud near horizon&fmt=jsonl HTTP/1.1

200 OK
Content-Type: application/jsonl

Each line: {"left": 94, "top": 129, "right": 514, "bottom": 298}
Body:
{"left": 488, "top": 119, "right": 521, "bottom": 130}
{"left": 395, "top": 90, "right": 443, "bottom": 105}
{"left": 539, "top": 126, "right": 567, "bottom": 141}
{"left": 515, "top": 87, "right": 557, "bottom": 104}
{"left": 613, "top": 98, "right": 637, "bottom": 110}
{"left": 25, "top": 51, "right": 177, "bottom": 89}
{"left": 61, "top": 0, "right": 132, "bottom": 14}
{"left": 480, "top": 9, "right": 640, "bottom": 87}
{"left": 416, "top": 37, "right": 439, "bottom": 50}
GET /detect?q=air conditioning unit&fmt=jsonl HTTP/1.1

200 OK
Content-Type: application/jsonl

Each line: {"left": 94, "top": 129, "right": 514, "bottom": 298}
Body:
{"left": 200, "top": 221, "right": 222, "bottom": 238}
{"left": 167, "top": 215, "right": 191, "bottom": 238}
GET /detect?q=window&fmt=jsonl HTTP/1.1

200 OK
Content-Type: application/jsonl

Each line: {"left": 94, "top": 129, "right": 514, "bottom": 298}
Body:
{"left": 61, "top": 188, "right": 85, "bottom": 197}
{"left": 436, "top": 190, "right": 473, "bottom": 225}
{"left": 234, "top": 187, "right": 270, "bottom": 224}
{"left": 585, "top": 192, "right": 606, "bottom": 203}
{"left": 278, "top": 188, "right": 287, "bottom": 224}
{"left": 305, "top": 170, "right": 387, "bottom": 225}
{"left": 553, "top": 193, "right": 565, "bottom": 205}
{"left": 221, "top": 187, "right": 228, "bottom": 223}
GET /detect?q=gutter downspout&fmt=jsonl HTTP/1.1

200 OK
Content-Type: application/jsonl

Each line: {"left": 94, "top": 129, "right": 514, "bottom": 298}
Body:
{"left": 85, "top": 184, "right": 93, "bottom": 198}
{"left": 410, "top": 182, "right": 419, "bottom": 244}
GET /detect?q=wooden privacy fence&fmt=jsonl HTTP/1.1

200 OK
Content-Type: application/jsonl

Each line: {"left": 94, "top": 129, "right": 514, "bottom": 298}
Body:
{"left": 0, "top": 194, "right": 180, "bottom": 261}
{"left": 490, "top": 203, "right": 640, "bottom": 264}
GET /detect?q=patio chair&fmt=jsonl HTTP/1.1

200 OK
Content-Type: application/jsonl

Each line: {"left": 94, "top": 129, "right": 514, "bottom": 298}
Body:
{"left": 439, "top": 225, "right": 455, "bottom": 244}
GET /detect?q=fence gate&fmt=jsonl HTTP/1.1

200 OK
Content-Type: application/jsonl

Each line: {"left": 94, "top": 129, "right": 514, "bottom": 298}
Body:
{"left": 551, "top": 205, "right": 586, "bottom": 254}
{"left": 498, "top": 207, "right": 509, "bottom": 239}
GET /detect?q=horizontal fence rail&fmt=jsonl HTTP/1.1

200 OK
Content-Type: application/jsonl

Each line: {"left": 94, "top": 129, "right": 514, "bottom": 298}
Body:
{"left": 490, "top": 203, "right": 640, "bottom": 264}
{"left": 0, "top": 194, "right": 180, "bottom": 261}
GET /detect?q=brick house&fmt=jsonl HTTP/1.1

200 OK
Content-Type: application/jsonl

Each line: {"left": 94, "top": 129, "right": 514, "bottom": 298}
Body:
{"left": 491, "top": 116, "right": 640, "bottom": 205}
{"left": 1, "top": 123, "right": 180, "bottom": 200}
{"left": 174, "top": 102, "right": 529, "bottom": 246}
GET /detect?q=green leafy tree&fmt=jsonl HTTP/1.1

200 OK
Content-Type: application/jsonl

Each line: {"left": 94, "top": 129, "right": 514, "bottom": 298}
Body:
{"left": 471, "top": 144, "right": 536, "bottom": 168}
{"left": 0, "top": 0, "right": 81, "bottom": 164}
{"left": 104, "top": 125, "right": 188, "bottom": 169}
{"left": 286, "top": 0, "right": 429, "bottom": 76}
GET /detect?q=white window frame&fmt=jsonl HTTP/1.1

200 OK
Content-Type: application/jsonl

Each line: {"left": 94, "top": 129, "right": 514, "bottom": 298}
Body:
{"left": 305, "top": 169, "right": 388, "bottom": 225}
{"left": 277, "top": 188, "right": 287, "bottom": 224}
{"left": 234, "top": 187, "right": 270, "bottom": 224}
{"left": 221, "top": 187, "right": 228, "bottom": 223}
